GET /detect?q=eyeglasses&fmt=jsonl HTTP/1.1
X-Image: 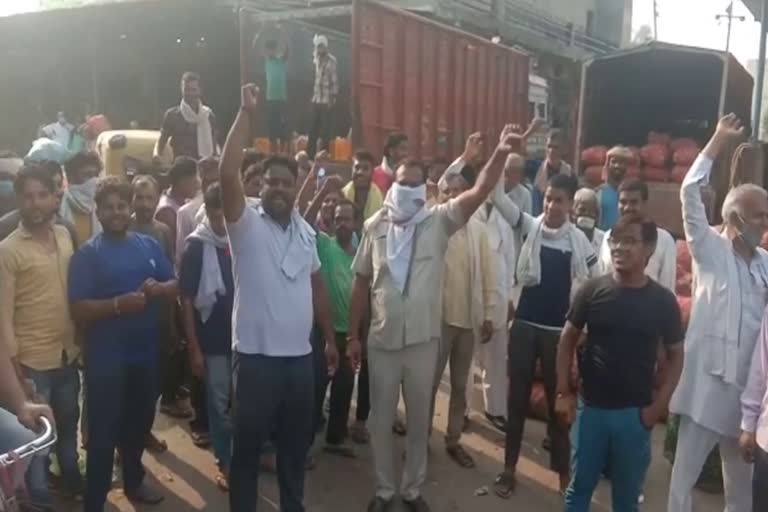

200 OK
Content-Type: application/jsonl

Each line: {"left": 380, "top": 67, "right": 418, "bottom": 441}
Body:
{"left": 607, "top": 237, "right": 642, "bottom": 249}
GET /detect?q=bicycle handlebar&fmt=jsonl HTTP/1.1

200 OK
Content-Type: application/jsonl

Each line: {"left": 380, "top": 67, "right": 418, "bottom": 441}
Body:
{"left": 0, "top": 417, "right": 56, "bottom": 466}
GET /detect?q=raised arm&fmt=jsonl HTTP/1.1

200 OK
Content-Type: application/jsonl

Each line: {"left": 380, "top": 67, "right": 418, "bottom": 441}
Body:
{"left": 682, "top": 114, "right": 744, "bottom": 261}
{"left": 220, "top": 85, "right": 258, "bottom": 222}
{"left": 454, "top": 125, "right": 523, "bottom": 221}
{"left": 303, "top": 175, "right": 343, "bottom": 225}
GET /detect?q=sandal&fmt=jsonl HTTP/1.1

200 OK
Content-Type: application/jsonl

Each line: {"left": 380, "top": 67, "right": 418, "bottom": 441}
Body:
{"left": 446, "top": 445, "right": 475, "bottom": 468}
{"left": 190, "top": 431, "right": 211, "bottom": 448}
{"left": 350, "top": 423, "right": 370, "bottom": 444}
{"left": 494, "top": 471, "right": 516, "bottom": 499}
{"left": 392, "top": 419, "right": 407, "bottom": 436}
{"left": 324, "top": 443, "right": 356, "bottom": 458}
{"left": 215, "top": 472, "right": 229, "bottom": 492}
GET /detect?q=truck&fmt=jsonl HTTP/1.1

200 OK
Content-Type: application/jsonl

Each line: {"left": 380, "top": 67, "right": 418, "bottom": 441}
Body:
{"left": 239, "top": 0, "right": 530, "bottom": 165}
{"left": 574, "top": 41, "right": 755, "bottom": 237}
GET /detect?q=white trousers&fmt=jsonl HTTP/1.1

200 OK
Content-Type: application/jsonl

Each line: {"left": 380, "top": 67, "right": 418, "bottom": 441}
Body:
{"left": 467, "top": 328, "right": 507, "bottom": 418}
{"left": 668, "top": 415, "right": 752, "bottom": 512}
{"left": 369, "top": 340, "right": 439, "bottom": 501}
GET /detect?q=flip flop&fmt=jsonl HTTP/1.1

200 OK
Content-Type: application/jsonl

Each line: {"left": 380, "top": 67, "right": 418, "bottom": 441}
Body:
{"left": 494, "top": 472, "right": 516, "bottom": 499}
{"left": 323, "top": 444, "right": 356, "bottom": 458}
{"left": 446, "top": 445, "right": 475, "bottom": 468}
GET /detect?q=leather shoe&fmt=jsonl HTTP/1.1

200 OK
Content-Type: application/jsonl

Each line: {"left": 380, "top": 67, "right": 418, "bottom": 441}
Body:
{"left": 126, "top": 483, "right": 164, "bottom": 505}
{"left": 403, "top": 496, "right": 431, "bottom": 512}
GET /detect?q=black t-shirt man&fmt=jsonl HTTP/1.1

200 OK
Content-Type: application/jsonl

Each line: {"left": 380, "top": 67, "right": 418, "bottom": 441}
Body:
{"left": 567, "top": 274, "right": 684, "bottom": 409}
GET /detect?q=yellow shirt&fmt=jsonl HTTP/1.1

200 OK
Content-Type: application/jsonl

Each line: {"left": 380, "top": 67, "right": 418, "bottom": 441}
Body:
{"left": 442, "top": 224, "right": 495, "bottom": 329}
{"left": 71, "top": 209, "right": 92, "bottom": 246}
{"left": 342, "top": 182, "right": 384, "bottom": 220}
{"left": 0, "top": 224, "right": 78, "bottom": 370}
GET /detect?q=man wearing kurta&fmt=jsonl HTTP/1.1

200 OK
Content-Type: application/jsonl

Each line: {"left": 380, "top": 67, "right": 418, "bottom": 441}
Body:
{"left": 668, "top": 114, "right": 768, "bottom": 512}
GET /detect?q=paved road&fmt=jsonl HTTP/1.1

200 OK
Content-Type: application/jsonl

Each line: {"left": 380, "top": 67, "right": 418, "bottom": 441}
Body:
{"left": 66, "top": 378, "right": 725, "bottom": 512}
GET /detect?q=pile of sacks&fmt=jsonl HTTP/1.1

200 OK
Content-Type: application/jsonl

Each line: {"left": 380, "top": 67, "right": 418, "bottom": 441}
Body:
{"left": 580, "top": 131, "right": 700, "bottom": 186}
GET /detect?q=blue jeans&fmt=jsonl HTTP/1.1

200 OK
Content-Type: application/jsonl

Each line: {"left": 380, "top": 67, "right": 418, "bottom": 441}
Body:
{"left": 0, "top": 407, "right": 48, "bottom": 504}
{"left": 22, "top": 363, "right": 83, "bottom": 501}
{"left": 229, "top": 352, "right": 314, "bottom": 512}
{"left": 565, "top": 401, "right": 651, "bottom": 512}
{"left": 84, "top": 362, "right": 159, "bottom": 512}
{"left": 205, "top": 354, "right": 232, "bottom": 471}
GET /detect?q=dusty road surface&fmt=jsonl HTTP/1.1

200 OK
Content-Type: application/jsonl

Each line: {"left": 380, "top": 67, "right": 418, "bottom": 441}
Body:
{"left": 61, "top": 376, "right": 725, "bottom": 512}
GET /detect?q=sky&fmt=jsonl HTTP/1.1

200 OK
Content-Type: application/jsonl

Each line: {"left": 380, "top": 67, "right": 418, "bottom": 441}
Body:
{"left": 632, "top": 0, "right": 763, "bottom": 68}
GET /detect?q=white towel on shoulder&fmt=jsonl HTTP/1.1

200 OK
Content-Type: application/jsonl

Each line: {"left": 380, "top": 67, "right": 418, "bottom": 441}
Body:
{"left": 180, "top": 99, "right": 215, "bottom": 159}
{"left": 516, "top": 216, "right": 595, "bottom": 288}
{"left": 187, "top": 220, "right": 228, "bottom": 323}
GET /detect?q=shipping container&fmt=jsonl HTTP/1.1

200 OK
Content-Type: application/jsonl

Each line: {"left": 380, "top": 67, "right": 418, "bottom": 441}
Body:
{"left": 240, "top": 0, "right": 529, "bottom": 163}
{"left": 575, "top": 42, "right": 754, "bottom": 237}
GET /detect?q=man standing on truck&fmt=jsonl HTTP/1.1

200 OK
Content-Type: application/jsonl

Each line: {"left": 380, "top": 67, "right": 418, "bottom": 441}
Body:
{"left": 254, "top": 27, "right": 290, "bottom": 155}
{"left": 347, "top": 126, "right": 523, "bottom": 512}
{"left": 307, "top": 35, "right": 338, "bottom": 158}
{"left": 598, "top": 179, "right": 676, "bottom": 292}
{"left": 668, "top": 114, "right": 768, "bottom": 512}
{"left": 154, "top": 72, "right": 218, "bottom": 162}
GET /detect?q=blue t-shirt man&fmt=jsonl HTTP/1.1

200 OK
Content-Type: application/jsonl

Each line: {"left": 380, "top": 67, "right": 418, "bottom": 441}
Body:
{"left": 68, "top": 231, "right": 175, "bottom": 368}
{"left": 597, "top": 184, "right": 619, "bottom": 231}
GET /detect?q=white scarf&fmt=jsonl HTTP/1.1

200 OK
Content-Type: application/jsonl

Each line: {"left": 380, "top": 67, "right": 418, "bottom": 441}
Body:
{"left": 383, "top": 184, "right": 432, "bottom": 293}
{"left": 516, "top": 216, "right": 593, "bottom": 288}
{"left": 59, "top": 178, "right": 102, "bottom": 236}
{"left": 179, "top": 99, "right": 215, "bottom": 159}
{"left": 187, "top": 220, "right": 228, "bottom": 323}
{"left": 380, "top": 156, "right": 396, "bottom": 176}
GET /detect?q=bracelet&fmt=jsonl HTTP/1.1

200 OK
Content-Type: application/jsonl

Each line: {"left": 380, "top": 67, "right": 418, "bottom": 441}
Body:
{"left": 113, "top": 297, "right": 121, "bottom": 316}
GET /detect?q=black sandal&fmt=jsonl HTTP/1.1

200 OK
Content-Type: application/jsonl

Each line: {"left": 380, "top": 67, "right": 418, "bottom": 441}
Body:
{"left": 494, "top": 471, "right": 516, "bottom": 499}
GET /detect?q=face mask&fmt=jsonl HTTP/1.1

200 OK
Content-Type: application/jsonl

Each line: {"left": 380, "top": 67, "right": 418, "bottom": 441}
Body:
{"left": 738, "top": 215, "right": 763, "bottom": 250}
{"left": 387, "top": 183, "right": 426, "bottom": 223}
{"left": 576, "top": 216, "right": 596, "bottom": 230}
{"left": 0, "top": 181, "right": 13, "bottom": 198}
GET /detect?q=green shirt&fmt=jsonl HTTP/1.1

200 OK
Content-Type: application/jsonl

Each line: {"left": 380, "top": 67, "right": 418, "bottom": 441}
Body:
{"left": 317, "top": 233, "right": 354, "bottom": 334}
{"left": 265, "top": 57, "right": 288, "bottom": 101}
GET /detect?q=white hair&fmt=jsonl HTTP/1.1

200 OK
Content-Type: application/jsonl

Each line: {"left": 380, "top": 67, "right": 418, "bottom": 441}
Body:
{"left": 504, "top": 153, "right": 525, "bottom": 170}
{"left": 574, "top": 187, "right": 600, "bottom": 222}
{"left": 721, "top": 184, "right": 768, "bottom": 225}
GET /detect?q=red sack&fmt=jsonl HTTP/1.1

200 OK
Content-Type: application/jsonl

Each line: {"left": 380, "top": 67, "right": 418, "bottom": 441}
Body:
{"left": 670, "top": 165, "right": 689, "bottom": 184}
{"left": 670, "top": 137, "right": 698, "bottom": 152}
{"left": 583, "top": 165, "right": 604, "bottom": 187}
{"left": 581, "top": 145, "right": 608, "bottom": 166}
{"left": 625, "top": 166, "right": 641, "bottom": 180}
{"left": 643, "top": 166, "right": 669, "bottom": 182}
{"left": 677, "top": 240, "right": 692, "bottom": 275}
{"left": 648, "top": 131, "right": 672, "bottom": 146}
{"left": 673, "top": 146, "right": 699, "bottom": 166}
{"left": 677, "top": 296, "right": 692, "bottom": 330}
{"left": 640, "top": 144, "right": 670, "bottom": 167}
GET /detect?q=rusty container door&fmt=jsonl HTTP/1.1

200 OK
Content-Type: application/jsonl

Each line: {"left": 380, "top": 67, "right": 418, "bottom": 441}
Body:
{"left": 352, "top": 0, "right": 529, "bottom": 162}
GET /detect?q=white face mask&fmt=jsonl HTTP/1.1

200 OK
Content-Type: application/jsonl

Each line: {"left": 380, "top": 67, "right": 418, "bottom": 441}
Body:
{"left": 576, "top": 215, "right": 596, "bottom": 230}
{"left": 386, "top": 183, "right": 426, "bottom": 224}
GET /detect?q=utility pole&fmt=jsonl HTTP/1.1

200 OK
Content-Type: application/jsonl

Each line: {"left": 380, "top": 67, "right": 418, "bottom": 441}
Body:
{"left": 653, "top": 0, "right": 659, "bottom": 39}
{"left": 715, "top": 1, "right": 746, "bottom": 54}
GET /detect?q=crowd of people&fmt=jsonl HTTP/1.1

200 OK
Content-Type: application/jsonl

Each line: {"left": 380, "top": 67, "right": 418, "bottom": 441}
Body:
{"left": 1, "top": 63, "right": 768, "bottom": 512}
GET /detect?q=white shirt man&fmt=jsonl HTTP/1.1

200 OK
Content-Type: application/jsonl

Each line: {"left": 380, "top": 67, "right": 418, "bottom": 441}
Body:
{"left": 668, "top": 116, "right": 768, "bottom": 512}
{"left": 598, "top": 179, "right": 677, "bottom": 292}
{"left": 440, "top": 157, "right": 512, "bottom": 426}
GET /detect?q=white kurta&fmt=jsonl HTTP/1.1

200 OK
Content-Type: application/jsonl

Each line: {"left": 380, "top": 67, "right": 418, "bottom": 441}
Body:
{"left": 669, "top": 154, "right": 768, "bottom": 438}
{"left": 599, "top": 226, "right": 677, "bottom": 292}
